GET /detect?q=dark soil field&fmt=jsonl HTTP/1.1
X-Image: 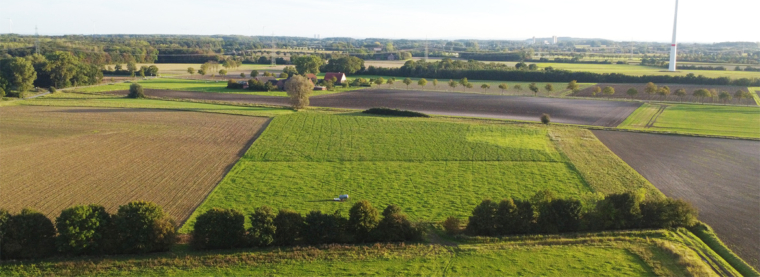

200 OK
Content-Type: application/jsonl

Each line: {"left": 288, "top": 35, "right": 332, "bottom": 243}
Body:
{"left": 593, "top": 130, "right": 760, "bottom": 269}
{"left": 112, "top": 89, "right": 641, "bottom": 127}
{"left": 573, "top": 83, "right": 753, "bottom": 105}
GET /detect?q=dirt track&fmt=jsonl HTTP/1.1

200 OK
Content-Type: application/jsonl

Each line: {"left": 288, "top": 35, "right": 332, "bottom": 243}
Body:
{"left": 593, "top": 130, "right": 760, "bottom": 269}
{"left": 112, "top": 89, "right": 641, "bottom": 127}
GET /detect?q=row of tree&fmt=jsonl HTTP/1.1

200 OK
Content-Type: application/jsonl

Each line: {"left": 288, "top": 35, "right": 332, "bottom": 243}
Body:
{"left": 0, "top": 52, "right": 103, "bottom": 97}
{"left": 192, "top": 200, "right": 423, "bottom": 251}
{"left": 361, "top": 59, "right": 760, "bottom": 86}
{"left": 445, "top": 190, "right": 698, "bottom": 237}
{"left": 587, "top": 82, "right": 755, "bottom": 104}
{"left": 0, "top": 201, "right": 176, "bottom": 260}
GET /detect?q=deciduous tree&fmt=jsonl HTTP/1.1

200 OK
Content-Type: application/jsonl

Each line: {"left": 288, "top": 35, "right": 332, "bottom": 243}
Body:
{"left": 417, "top": 78, "right": 427, "bottom": 88}
{"left": 481, "top": 83, "right": 490, "bottom": 93}
{"left": 285, "top": 75, "right": 313, "bottom": 110}
{"left": 603, "top": 86, "right": 615, "bottom": 98}
{"left": 544, "top": 83, "right": 554, "bottom": 94}
{"left": 566, "top": 80, "right": 579, "bottom": 93}
{"left": 529, "top": 83, "right": 539, "bottom": 96}
{"left": 626, "top": 88, "right": 638, "bottom": 99}
{"left": 403, "top": 77, "right": 412, "bottom": 89}
{"left": 498, "top": 83, "right": 507, "bottom": 94}
{"left": 674, "top": 88, "right": 686, "bottom": 102}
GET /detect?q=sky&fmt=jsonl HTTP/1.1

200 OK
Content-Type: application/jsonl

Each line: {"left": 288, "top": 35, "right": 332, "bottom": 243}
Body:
{"left": 2, "top": 0, "right": 759, "bottom": 43}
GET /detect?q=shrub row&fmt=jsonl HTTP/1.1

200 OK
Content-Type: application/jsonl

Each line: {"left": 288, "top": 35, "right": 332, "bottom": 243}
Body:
{"left": 191, "top": 200, "right": 424, "bottom": 250}
{"left": 362, "top": 108, "right": 430, "bottom": 118}
{"left": 0, "top": 201, "right": 176, "bottom": 260}
{"left": 445, "top": 190, "right": 698, "bottom": 237}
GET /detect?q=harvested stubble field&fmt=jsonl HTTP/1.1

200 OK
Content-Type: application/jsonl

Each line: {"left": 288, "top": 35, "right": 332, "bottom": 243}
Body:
{"left": 181, "top": 112, "right": 659, "bottom": 232}
{"left": 0, "top": 106, "right": 269, "bottom": 223}
{"left": 572, "top": 83, "right": 754, "bottom": 105}
{"left": 618, "top": 103, "right": 760, "bottom": 138}
{"left": 593, "top": 130, "right": 760, "bottom": 269}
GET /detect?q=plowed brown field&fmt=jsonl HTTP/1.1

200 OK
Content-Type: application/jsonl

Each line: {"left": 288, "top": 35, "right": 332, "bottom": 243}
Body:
{"left": 0, "top": 106, "right": 268, "bottom": 223}
{"left": 573, "top": 83, "right": 753, "bottom": 105}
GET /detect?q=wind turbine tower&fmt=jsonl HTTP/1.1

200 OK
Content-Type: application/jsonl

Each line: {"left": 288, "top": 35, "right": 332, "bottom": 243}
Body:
{"left": 668, "top": 0, "right": 679, "bottom": 72}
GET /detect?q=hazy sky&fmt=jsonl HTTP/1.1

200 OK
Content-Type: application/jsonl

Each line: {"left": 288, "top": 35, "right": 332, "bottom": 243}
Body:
{"left": 2, "top": 0, "right": 759, "bottom": 43}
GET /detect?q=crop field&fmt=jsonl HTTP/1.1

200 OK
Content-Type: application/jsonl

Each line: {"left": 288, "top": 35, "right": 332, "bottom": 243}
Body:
{"left": 572, "top": 83, "right": 754, "bottom": 105}
{"left": 618, "top": 103, "right": 760, "bottom": 138}
{"left": 181, "top": 112, "right": 659, "bottom": 232}
{"left": 133, "top": 63, "right": 284, "bottom": 77}
{"left": 0, "top": 106, "right": 269, "bottom": 223}
{"left": 79, "top": 78, "right": 354, "bottom": 97}
{"left": 490, "top": 62, "right": 760, "bottom": 79}
{"left": 349, "top": 75, "right": 596, "bottom": 97}
{"left": 0, "top": 229, "right": 734, "bottom": 276}
{"left": 594, "top": 130, "right": 760, "bottom": 269}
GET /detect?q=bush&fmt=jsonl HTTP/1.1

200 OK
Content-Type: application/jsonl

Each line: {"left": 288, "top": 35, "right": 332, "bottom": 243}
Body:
{"left": 2, "top": 208, "right": 56, "bottom": 259}
{"left": 540, "top": 113, "right": 551, "bottom": 124}
{"left": 48, "top": 87, "right": 57, "bottom": 93}
{"left": 127, "top": 83, "right": 144, "bottom": 98}
{"left": 273, "top": 209, "right": 303, "bottom": 246}
{"left": 348, "top": 200, "right": 380, "bottom": 243}
{"left": 442, "top": 216, "right": 463, "bottom": 235}
{"left": 465, "top": 199, "right": 498, "bottom": 236}
{"left": 362, "top": 108, "right": 430, "bottom": 118}
{"left": 191, "top": 208, "right": 246, "bottom": 250}
{"left": 113, "top": 201, "right": 176, "bottom": 254}
{"left": 303, "top": 210, "right": 346, "bottom": 245}
{"left": 594, "top": 191, "right": 644, "bottom": 230}
{"left": 248, "top": 206, "right": 277, "bottom": 247}
{"left": 226, "top": 79, "right": 245, "bottom": 89}
{"left": 641, "top": 199, "right": 698, "bottom": 229}
{"left": 536, "top": 198, "right": 582, "bottom": 234}
{"left": 55, "top": 205, "right": 114, "bottom": 255}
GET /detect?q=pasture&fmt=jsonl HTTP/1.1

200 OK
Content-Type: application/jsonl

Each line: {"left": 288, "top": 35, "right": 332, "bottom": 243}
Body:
{"left": 0, "top": 106, "right": 269, "bottom": 223}
{"left": 0, "top": 230, "right": 731, "bottom": 276}
{"left": 618, "top": 103, "right": 760, "bottom": 138}
{"left": 181, "top": 112, "right": 658, "bottom": 232}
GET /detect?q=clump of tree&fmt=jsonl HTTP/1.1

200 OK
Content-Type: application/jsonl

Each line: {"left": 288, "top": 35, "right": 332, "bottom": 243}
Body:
{"left": 459, "top": 190, "right": 697, "bottom": 237}
{"left": 293, "top": 55, "right": 323, "bottom": 74}
{"left": 321, "top": 56, "right": 364, "bottom": 74}
{"left": 284, "top": 75, "right": 313, "bottom": 110}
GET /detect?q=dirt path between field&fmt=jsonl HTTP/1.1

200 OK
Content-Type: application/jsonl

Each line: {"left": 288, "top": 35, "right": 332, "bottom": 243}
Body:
{"left": 645, "top": 105, "right": 668, "bottom": 128}
{"left": 108, "top": 89, "right": 641, "bottom": 127}
{"left": 593, "top": 130, "right": 760, "bottom": 269}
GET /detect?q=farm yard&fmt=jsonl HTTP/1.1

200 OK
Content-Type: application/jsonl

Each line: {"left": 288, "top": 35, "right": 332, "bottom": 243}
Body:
{"left": 593, "top": 130, "right": 760, "bottom": 269}
{"left": 572, "top": 83, "right": 756, "bottom": 105}
{"left": 180, "top": 112, "right": 660, "bottom": 232}
{"left": 0, "top": 105, "right": 269, "bottom": 223}
{"left": 618, "top": 103, "right": 760, "bottom": 138}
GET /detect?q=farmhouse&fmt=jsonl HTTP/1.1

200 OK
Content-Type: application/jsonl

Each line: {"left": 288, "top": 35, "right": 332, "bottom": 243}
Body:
{"left": 305, "top": 73, "right": 318, "bottom": 84}
{"left": 324, "top": 72, "right": 347, "bottom": 84}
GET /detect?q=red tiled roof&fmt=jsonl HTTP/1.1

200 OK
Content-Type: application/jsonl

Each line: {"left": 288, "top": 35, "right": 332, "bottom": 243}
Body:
{"left": 324, "top": 72, "right": 345, "bottom": 81}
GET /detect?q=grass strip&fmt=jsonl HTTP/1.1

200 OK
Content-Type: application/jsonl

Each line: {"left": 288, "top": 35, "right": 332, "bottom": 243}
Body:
{"left": 690, "top": 223, "right": 760, "bottom": 277}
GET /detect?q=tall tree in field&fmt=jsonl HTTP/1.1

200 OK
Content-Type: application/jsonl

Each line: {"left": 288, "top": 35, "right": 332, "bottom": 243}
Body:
{"left": 432, "top": 79, "right": 438, "bottom": 89}
{"left": 718, "top": 91, "right": 732, "bottom": 104}
{"left": 240, "top": 73, "right": 246, "bottom": 78}
{"left": 374, "top": 77, "right": 385, "bottom": 86}
{"left": 284, "top": 75, "right": 313, "bottom": 110}
{"left": 674, "top": 88, "right": 687, "bottom": 102}
{"left": 513, "top": 84, "right": 522, "bottom": 91}
{"left": 127, "top": 61, "right": 137, "bottom": 74}
{"left": 403, "top": 77, "right": 413, "bottom": 89}
{"left": 481, "top": 83, "right": 490, "bottom": 93}
{"left": 218, "top": 69, "right": 227, "bottom": 78}
{"left": 592, "top": 86, "right": 601, "bottom": 96}
{"left": 626, "top": 88, "right": 638, "bottom": 99}
{"left": 544, "top": 83, "right": 554, "bottom": 94}
{"left": 448, "top": 79, "right": 457, "bottom": 91}
{"left": 645, "top": 82, "right": 658, "bottom": 99}
{"left": 386, "top": 78, "right": 394, "bottom": 88}
{"left": 656, "top": 86, "right": 671, "bottom": 100}
{"left": 529, "top": 83, "right": 539, "bottom": 96}
{"left": 465, "top": 82, "right": 473, "bottom": 92}
{"left": 293, "top": 55, "right": 323, "bottom": 74}
{"left": 458, "top": 78, "right": 469, "bottom": 91}
{"left": 566, "top": 80, "right": 579, "bottom": 94}
{"left": 197, "top": 68, "right": 206, "bottom": 77}
{"left": 733, "top": 90, "right": 745, "bottom": 105}
{"left": 498, "top": 83, "right": 507, "bottom": 94}
{"left": 603, "top": 86, "right": 615, "bottom": 98}
{"left": 250, "top": 70, "right": 259, "bottom": 78}
{"left": 417, "top": 78, "right": 427, "bottom": 89}
{"left": 7, "top": 57, "right": 37, "bottom": 97}
{"left": 187, "top": 67, "right": 195, "bottom": 76}
{"left": 693, "top": 89, "right": 710, "bottom": 104}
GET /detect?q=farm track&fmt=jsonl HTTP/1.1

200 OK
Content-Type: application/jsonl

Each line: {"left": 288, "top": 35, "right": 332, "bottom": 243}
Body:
{"left": 645, "top": 105, "right": 668, "bottom": 128}
{"left": 592, "top": 130, "right": 760, "bottom": 270}
{"left": 0, "top": 106, "right": 268, "bottom": 223}
{"left": 108, "top": 89, "right": 641, "bottom": 127}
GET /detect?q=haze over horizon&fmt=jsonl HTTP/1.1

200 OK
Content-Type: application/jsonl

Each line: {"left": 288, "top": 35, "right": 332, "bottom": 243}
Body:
{"left": 2, "top": 0, "right": 759, "bottom": 43}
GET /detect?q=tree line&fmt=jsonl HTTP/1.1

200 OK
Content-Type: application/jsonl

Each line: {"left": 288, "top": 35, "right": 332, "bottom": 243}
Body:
{"left": 361, "top": 59, "right": 760, "bottom": 86}
{"left": 0, "top": 52, "right": 102, "bottom": 97}
{"left": 443, "top": 190, "right": 698, "bottom": 237}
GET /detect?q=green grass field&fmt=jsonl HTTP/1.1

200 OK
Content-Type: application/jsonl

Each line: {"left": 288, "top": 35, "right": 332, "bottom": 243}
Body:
{"left": 74, "top": 78, "right": 351, "bottom": 96}
{"left": 181, "top": 112, "right": 660, "bottom": 232}
{"left": 619, "top": 103, "right": 760, "bottom": 138}
{"left": 1, "top": 229, "right": 734, "bottom": 276}
{"left": 15, "top": 92, "right": 293, "bottom": 117}
{"left": 750, "top": 87, "right": 760, "bottom": 105}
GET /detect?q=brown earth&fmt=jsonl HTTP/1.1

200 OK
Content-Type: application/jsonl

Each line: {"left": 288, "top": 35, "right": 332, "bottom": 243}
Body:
{"left": 0, "top": 106, "right": 269, "bottom": 224}
{"left": 573, "top": 83, "right": 753, "bottom": 105}
{"left": 109, "top": 89, "right": 641, "bottom": 127}
{"left": 593, "top": 130, "right": 760, "bottom": 269}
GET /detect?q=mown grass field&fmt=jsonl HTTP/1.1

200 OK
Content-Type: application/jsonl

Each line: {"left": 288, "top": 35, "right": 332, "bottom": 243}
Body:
{"left": 0, "top": 229, "right": 738, "bottom": 276}
{"left": 181, "top": 112, "right": 659, "bottom": 232}
{"left": 618, "top": 103, "right": 760, "bottom": 138}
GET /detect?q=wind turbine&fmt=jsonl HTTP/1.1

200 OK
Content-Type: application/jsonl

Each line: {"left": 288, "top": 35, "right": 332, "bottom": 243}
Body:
{"left": 668, "top": 0, "right": 679, "bottom": 72}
